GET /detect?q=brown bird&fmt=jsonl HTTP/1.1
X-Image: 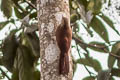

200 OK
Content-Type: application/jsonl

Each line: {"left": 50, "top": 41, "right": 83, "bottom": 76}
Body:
{"left": 56, "top": 17, "right": 72, "bottom": 75}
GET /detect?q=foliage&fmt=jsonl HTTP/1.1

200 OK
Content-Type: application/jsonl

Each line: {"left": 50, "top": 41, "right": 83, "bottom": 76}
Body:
{"left": 70, "top": 0, "right": 120, "bottom": 79}
{"left": 0, "top": 0, "right": 39, "bottom": 79}
{"left": 0, "top": 0, "right": 120, "bottom": 80}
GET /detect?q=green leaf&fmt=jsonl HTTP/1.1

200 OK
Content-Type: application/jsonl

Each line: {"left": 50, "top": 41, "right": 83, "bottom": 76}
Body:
{"left": 0, "top": 21, "right": 9, "bottom": 30}
{"left": 87, "top": 0, "right": 102, "bottom": 14}
{"left": 93, "top": 0, "right": 102, "bottom": 14}
{"left": 17, "top": 45, "right": 35, "bottom": 80}
{"left": 83, "top": 76, "right": 95, "bottom": 80}
{"left": 33, "top": 70, "right": 40, "bottom": 80}
{"left": 117, "top": 59, "right": 120, "bottom": 68}
{"left": 87, "top": 0, "right": 94, "bottom": 10}
{"left": 108, "top": 42, "right": 120, "bottom": 68}
{"left": 25, "top": 32, "right": 40, "bottom": 57}
{"left": 71, "top": 1, "right": 78, "bottom": 9}
{"left": 20, "top": 32, "right": 39, "bottom": 57}
{"left": 77, "top": 0, "right": 88, "bottom": 9}
{"left": 76, "top": 57, "right": 102, "bottom": 72}
{"left": 86, "top": 56, "right": 102, "bottom": 72}
{"left": 90, "top": 16, "right": 109, "bottom": 43}
{"left": 2, "top": 29, "right": 18, "bottom": 72}
{"left": 104, "top": 0, "right": 107, "bottom": 3}
{"left": 99, "top": 13, "right": 120, "bottom": 36}
{"left": 108, "top": 0, "right": 111, "bottom": 6}
{"left": 88, "top": 41, "right": 109, "bottom": 53}
{"left": 30, "top": 12, "right": 37, "bottom": 19}
{"left": 1, "top": 0, "right": 13, "bottom": 18}
{"left": 108, "top": 55, "right": 116, "bottom": 68}
{"left": 76, "top": 58, "right": 90, "bottom": 66}
{"left": 70, "top": 14, "right": 78, "bottom": 23}
{"left": 14, "top": 7, "right": 24, "bottom": 19}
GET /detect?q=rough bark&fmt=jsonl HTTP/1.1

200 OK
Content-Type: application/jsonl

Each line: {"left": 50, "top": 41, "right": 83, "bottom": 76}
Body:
{"left": 37, "top": 0, "right": 73, "bottom": 80}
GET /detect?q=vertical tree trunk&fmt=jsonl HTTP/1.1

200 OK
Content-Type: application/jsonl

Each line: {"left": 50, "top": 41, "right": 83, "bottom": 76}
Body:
{"left": 37, "top": 0, "right": 73, "bottom": 80}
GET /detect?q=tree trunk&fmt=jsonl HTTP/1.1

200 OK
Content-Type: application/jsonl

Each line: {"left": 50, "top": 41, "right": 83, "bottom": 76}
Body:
{"left": 37, "top": 0, "right": 73, "bottom": 80}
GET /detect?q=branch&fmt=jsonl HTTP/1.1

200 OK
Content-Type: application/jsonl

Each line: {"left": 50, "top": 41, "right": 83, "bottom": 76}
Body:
{"left": 25, "top": 0, "right": 36, "bottom": 9}
{"left": 73, "top": 34, "right": 120, "bottom": 59}
{"left": 0, "top": 67, "right": 11, "bottom": 80}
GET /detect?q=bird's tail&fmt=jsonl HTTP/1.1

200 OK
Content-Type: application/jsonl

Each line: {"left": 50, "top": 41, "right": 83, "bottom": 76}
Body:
{"left": 59, "top": 52, "right": 69, "bottom": 75}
